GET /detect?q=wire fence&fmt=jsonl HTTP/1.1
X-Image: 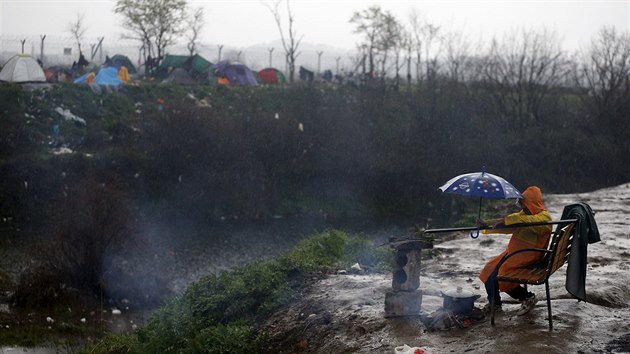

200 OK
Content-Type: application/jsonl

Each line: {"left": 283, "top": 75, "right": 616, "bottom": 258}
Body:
{"left": 0, "top": 34, "right": 141, "bottom": 67}
{"left": 0, "top": 34, "right": 352, "bottom": 76}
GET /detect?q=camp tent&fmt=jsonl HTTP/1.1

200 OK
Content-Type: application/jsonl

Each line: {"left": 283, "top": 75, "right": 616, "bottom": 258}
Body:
{"left": 158, "top": 54, "right": 212, "bottom": 82}
{"left": 74, "top": 66, "right": 122, "bottom": 86}
{"left": 0, "top": 54, "right": 46, "bottom": 83}
{"left": 104, "top": 54, "right": 137, "bottom": 74}
{"left": 163, "top": 68, "right": 197, "bottom": 85}
{"left": 258, "top": 68, "right": 286, "bottom": 84}
{"left": 214, "top": 60, "right": 258, "bottom": 86}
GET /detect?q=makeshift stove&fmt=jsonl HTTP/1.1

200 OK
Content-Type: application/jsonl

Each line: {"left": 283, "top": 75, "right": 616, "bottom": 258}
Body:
{"left": 384, "top": 238, "right": 433, "bottom": 317}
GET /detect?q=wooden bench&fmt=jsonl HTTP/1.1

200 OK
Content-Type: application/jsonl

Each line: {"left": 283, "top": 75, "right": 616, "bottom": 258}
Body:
{"left": 489, "top": 219, "right": 578, "bottom": 330}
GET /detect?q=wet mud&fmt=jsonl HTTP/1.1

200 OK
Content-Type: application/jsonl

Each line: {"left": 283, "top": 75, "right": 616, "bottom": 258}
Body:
{"left": 2, "top": 184, "right": 629, "bottom": 353}
{"left": 261, "top": 183, "right": 630, "bottom": 353}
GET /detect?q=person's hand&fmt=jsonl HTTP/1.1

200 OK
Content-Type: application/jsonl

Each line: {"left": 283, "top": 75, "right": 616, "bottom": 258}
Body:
{"left": 476, "top": 219, "right": 487, "bottom": 227}
{"left": 493, "top": 221, "right": 505, "bottom": 229}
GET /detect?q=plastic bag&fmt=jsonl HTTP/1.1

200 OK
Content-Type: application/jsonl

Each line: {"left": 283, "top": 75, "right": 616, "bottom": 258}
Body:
{"left": 394, "top": 344, "right": 431, "bottom": 354}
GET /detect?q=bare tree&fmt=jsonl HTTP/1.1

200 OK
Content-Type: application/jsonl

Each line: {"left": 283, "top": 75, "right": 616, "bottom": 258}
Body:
{"left": 407, "top": 10, "right": 443, "bottom": 86}
{"left": 350, "top": 5, "right": 385, "bottom": 79}
{"left": 483, "top": 28, "right": 568, "bottom": 125}
{"left": 378, "top": 11, "right": 403, "bottom": 80}
{"left": 408, "top": 9, "right": 423, "bottom": 83}
{"left": 115, "top": 0, "right": 188, "bottom": 74}
{"left": 397, "top": 28, "right": 413, "bottom": 86}
{"left": 350, "top": 5, "right": 404, "bottom": 81}
{"left": 186, "top": 6, "right": 205, "bottom": 56}
{"left": 444, "top": 30, "right": 471, "bottom": 83}
{"left": 576, "top": 27, "right": 630, "bottom": 131}
{"left": 264, "top": 0, "right": 302, "bottom": 82}
{"left": 421, "top": 23, "right": 442, "bottom": 86}
{"left": 67, "top": 12, "right": 87, "bottom": 56}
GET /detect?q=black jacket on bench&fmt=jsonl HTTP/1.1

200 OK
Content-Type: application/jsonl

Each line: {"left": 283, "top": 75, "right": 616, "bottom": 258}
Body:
{"left": 562, "top": 202, "right": 600, "bottom": 301}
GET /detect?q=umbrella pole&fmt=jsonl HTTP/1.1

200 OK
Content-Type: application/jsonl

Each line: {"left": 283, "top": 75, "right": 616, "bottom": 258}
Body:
{"left": 471, "top": 197, "right": 483, "bottom": 238}
{"left": 477, "top": 197, "right": 483, "bottom": 220}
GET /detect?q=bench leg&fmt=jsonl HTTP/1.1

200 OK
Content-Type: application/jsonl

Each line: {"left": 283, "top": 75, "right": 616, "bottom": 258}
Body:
{"left": 490, "top": 280, "right": 496, "bottom": 326}
{"left": 545, "top": 281, "right": 553, "bottom": 330}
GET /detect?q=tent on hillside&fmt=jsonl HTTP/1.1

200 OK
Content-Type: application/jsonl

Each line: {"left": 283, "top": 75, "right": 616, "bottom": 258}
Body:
{"left": 44, "top": 66, "right": 73, "bottom": 83}
{"left": 74, "top": 66, "right": 122, "bottom": 87}
{"left": 158, "top": 54, "right": 212, "bottom": 83}
{"left": 258, "top": 68, "right": 286, "bottom": 84}
{"left": 0, "top": 54, "right": 46, "bottom": 83}
{"left": 163, "top": 68, "right": 197, "bottom": 85}
{"left": 214, "top": 60, "right": 258, "bottom": 86}
{"left": 104, "top": 54, "right": 137, "bottom": 74}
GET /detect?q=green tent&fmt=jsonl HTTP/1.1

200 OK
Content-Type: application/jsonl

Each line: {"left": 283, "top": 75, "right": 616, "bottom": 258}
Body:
{"left": 158, "top": 54, "right": 212, "bottom": 78}
{"left": 258, "top": 67, "right": 286, "bottom": 84}
{"left": 105, "top": 54, "right": 137, "bottom": 74}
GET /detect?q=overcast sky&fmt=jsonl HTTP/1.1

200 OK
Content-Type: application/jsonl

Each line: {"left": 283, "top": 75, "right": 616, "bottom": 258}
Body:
{"left": 1, "top": 0, "right": 628, "bottom": 52}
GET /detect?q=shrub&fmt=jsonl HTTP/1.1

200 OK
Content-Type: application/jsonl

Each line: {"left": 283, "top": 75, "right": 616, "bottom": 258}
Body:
{"left": 342, "top": 234, "right": 393, "bottom": 271}
{"left": 89, "top": 230, "right": 371, "bottom": 353}
{"left": 279, "top": 230, "right": 348, "bottom": 271}
{"left": 188, "top": 323, "right": 268, "bottom": 354}
{"left": 40, "top": 174, "right": 133, "bottom": 294}
{"left": 10, "top": 266, "right": 72, "bottom": 309}
{"left": 10, "top": 173, "right": 141, "bottom": 309}
{"left": 82, "top": 334, "right": 140, "bottom": 354}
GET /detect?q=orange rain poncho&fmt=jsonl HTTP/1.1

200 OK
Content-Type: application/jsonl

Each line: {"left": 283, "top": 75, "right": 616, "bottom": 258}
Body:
{"left": 479, "top": 186, "right": 553, "bottom": 292}
{"left": 86, "top": 72, "right": 96, "bottom": 85}
{"left": 118, "top": 66, "right": 130, "bottom": 84}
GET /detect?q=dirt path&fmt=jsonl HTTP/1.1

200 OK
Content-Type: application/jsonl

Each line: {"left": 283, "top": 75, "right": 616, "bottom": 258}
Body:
{"left": 261, "top": 183, "right": 630, "bottom": 354}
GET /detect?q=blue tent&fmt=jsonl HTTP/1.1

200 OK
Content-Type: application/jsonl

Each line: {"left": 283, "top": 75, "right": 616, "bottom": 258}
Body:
{"left": 74, "top": 66, "right": 122, "bottom": 86}
{"left": 213, "top": 60, "right": 258, "bottom": 86}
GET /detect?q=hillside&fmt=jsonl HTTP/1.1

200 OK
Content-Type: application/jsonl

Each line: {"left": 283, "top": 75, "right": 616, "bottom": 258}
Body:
{"left": 1, "top": 80, "right": 629, "bottom": 352}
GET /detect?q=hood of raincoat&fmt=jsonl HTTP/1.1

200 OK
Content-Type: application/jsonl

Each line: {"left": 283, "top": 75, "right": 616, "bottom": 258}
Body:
{"left": 521, "top": 186, "right": 546, "bottom": 214}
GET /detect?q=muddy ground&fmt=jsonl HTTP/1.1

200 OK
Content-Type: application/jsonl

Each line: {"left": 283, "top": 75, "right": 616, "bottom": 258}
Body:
{"left": 2, "top": 184, "right": 630, "bottom": 353}
{"left": 260, "top": 183, "right": 630, "bottom": 354}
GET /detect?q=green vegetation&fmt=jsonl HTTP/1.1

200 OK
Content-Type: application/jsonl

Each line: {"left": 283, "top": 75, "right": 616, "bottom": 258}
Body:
{"left": 1, "top": 82, "right": 628, "bottom": 232}
{"left": 83, "top": 230, "right": 390, "bottom": 353}
{"left": 0, "top": 229, "right": 390, "bottom": 350}
{"left": 1, "top": 75, "right": 628, "bottom": 351}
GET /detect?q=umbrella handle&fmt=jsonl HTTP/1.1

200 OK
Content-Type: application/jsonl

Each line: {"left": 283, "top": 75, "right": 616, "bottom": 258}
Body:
{"left": 470, "top": 229, "right": 480, "bottom": 239}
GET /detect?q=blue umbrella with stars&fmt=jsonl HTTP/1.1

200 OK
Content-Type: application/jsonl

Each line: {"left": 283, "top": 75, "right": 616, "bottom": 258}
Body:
{"left": 438, "top": 167, "right": 522, "bottom": 237}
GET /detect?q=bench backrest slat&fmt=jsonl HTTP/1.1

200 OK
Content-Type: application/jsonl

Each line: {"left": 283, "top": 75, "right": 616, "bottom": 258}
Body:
{"left": 548, "top": 223, "right": 575, "bottom": 275}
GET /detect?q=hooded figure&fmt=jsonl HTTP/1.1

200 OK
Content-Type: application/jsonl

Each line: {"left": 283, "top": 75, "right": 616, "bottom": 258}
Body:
{"left": 118, "top": 66, "right": 130, "bottom": 84}
{"left": 86, "top": 72, "right": 96, "bottom": 85}
{"left": 478, "top": 186, "right": 552, "bottom": 315}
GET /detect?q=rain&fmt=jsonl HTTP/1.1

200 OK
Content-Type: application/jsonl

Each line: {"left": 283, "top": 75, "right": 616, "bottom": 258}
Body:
{"left": 1, "top": 1, "right": 630, "bottom": 353}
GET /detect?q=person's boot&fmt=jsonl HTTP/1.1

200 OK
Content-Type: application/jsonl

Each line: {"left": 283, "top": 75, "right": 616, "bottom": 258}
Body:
{"left": 516, "top": 294, "right": 537, "bottom": 316}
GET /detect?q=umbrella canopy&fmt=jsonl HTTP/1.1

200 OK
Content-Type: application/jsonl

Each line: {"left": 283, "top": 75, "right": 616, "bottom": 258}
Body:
{"left": 438, "top": 169, "right": 522, "bottom": 238}
{"left": 439, "top": 171, "right": 522, "bottom": 199}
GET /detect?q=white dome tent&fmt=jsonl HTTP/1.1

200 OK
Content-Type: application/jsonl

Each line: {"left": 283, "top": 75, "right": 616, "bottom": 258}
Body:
{"left": 0, "top": 54, "right": 46, "bottom": 83}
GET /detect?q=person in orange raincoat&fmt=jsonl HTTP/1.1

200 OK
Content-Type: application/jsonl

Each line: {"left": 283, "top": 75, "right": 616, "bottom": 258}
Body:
{"left": 86, "top": 72, "right": 96, "bottom": 85}
{"left": 118, "top": 66, "right": 130, "bottom": 84}
{"left": 477, "top": 186, "right": 552, "bottom": 315}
